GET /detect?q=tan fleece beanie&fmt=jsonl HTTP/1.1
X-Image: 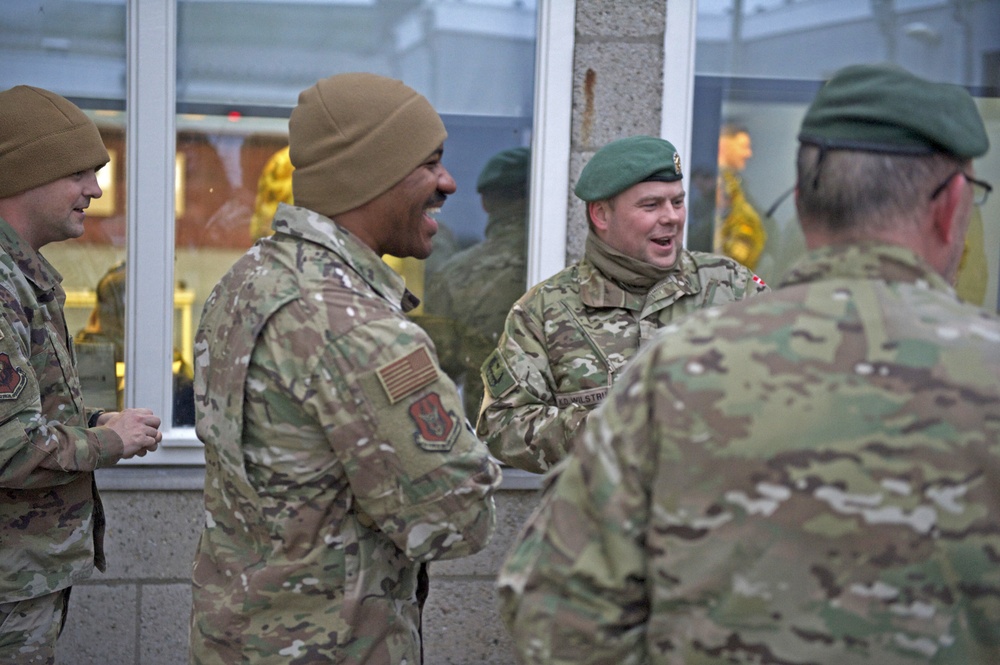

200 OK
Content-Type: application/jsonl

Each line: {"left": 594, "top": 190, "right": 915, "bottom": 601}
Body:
{"left": 0, "top": 85, "right": 110, "bottom": 198}
{"left": 289, "top": 73, "right": 447, "bottom": 217}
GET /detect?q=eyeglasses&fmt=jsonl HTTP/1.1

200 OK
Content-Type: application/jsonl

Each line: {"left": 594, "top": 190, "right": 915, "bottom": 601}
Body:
{"left": 929, "top": 170, "right": 993, "bottom": 206}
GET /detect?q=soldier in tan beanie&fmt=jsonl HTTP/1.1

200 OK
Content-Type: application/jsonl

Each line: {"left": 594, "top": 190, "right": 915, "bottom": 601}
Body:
{"left": 191, "top": 73, "right": 499, "bottom": 664}
{"left": 0, "top": 85, "right": 164, "bottom": 664}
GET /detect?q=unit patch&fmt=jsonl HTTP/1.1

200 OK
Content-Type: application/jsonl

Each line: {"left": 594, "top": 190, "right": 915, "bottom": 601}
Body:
{"left": 408, "top": 392, "right": 459, "bottom": 452}
{"left": 483, "top": 349, "right": 515, "bottom": 398}
{"left": 0, "top": 353, "right": 26, "bottom": 400}
{"left": 376, "top": 344, "right": 439, "bottom": 404}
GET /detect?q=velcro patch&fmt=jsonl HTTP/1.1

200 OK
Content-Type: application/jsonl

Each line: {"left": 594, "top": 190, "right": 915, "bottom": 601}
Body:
{"left": 409, "top": 392, "right": 459, "bottom": 452}
{"left": 482, "top": 349, "right": 515, "bottom": 399}
{"left": 376, "top": 344, "right": 439, "bottom": 404}
{"left": 0, "top": 353, "right": 26, "bottom": 400}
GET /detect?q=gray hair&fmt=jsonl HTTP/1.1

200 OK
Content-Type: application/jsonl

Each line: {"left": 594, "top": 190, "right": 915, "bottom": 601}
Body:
{"left": 795, "top": 145, "right": 962, "bottom": 237}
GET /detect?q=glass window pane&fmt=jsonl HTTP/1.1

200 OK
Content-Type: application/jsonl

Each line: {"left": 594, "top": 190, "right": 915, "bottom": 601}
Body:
{"left": 1, "top": 0, "right": 128, "bottom": 414}
{"left": 692, "top": 0, "right": 1000, "bottom": 313}
{"left": 175, "top": 0, "right": 538, "bottom": 416}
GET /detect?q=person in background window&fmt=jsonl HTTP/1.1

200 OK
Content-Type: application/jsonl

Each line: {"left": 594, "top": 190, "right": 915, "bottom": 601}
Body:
{"left": 248, "top": 145, "right": 293, "bottom": 242}
{"left": 189, "top": 72, "right": 501, "bottom": 665}
{"left": 715, "top": 122, "right": 768, "bottom": 270}
{"left": 476, "top": 135, "right": 769, "bottom": 474}
{"left": 74, "top": 262, "right": 196, "bottom": 426}
{"left": 422, "top": 146, "right": 531, "bottom": 419}
{"left": 0, "top": 85, "right": 163, "bottom": 665}
{"left": 498, "top": 63, "right": 999, "bottom": 664}
{"left": 684, "top": 164, "right": 718, "bottom": 252}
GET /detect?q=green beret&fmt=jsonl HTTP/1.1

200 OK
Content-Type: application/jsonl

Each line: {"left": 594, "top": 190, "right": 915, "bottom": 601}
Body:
{"left": 799, "top": 63, "right": 988, "bottom": 158}
{"left": 476, "top": 147, "right": 530, "bottom": 194}
{"left": 575, "top": 135, "right": 683, "bottom": 202}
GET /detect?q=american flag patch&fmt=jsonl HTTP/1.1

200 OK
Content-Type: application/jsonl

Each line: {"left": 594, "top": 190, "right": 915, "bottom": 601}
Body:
{"left": 376, "top": 345, "right": 439, "bottom": 404}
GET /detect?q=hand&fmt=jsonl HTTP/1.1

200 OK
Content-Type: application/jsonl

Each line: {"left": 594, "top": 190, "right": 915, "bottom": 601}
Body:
{"left": 102, "top": 408, "right": 163, "bottom": 459}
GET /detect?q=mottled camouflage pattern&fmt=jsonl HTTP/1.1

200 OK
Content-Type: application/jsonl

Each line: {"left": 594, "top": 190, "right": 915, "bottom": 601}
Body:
{"left": 477, "top": 249, "right": 768, "bottom": 473}
{"left": 191, "top": 203, "right": 501, "bottom": 665}
{"left": 422, "top": 202, "right": 527, "bottom": 417}
{"left": 0, "top": 218, "right": 123, "bottom": 610}
{"left": 0, "top": 589, "right": 68, "bottom": 664}
{"left": 715, "top": 168, "right": 766, "bottom": 270}
{"left": 499, "top": 243, "right": 1000, "bottom": 664}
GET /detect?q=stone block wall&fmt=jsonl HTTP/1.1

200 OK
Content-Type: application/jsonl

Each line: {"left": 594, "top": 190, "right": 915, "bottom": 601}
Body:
{"left": 55, "top": 468, "right": 541, "bottom": 665}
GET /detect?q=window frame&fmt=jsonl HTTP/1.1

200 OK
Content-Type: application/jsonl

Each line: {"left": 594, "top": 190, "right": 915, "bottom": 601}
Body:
{"left": 121, "top": 0, "right": 575, "bottom": 465}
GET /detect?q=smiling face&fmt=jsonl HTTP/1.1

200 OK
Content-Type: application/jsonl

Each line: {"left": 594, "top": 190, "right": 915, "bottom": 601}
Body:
{"left": 361, "top": 146, "right": 457, "bottom": 260}
{"left": 589, "top": 179, "right": 687, "bottom": 269}
{"left": 3, "top": 168, "right": 104, "bottom": 251}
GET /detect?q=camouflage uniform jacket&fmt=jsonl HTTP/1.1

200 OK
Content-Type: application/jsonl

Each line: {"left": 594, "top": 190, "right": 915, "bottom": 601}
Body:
{"left": 190, "top": 204, "right": 501, "bottom": 665}
{"left": 498, "top": 243, "right": 1000, "bottom": 664}
{"left": 477, "top": 249, "right": 767, "bottom": 473}
{"left": 0, "top": 218, "right": 123, "bottom": 603}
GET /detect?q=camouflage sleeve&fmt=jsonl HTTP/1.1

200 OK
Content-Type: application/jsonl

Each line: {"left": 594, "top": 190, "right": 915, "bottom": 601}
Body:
{"left": 293, "top": 311, "right": 502, "bottom": 562}
{"left": 476, "top": 303, "right": 589, "bottom": 474}
{"left": 0, "top": 304, "right": 123, "bottom": 490}
{"left": 731, "top": 262, "right": 770, "bottom": 299}
{"left": 497, "top": 360, "right": 654, "bottom": 664}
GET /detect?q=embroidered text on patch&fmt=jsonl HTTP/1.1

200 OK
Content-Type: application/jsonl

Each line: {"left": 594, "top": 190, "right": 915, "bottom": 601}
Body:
{"left": 376, "top": 345, "right": 438, "bottom": 404}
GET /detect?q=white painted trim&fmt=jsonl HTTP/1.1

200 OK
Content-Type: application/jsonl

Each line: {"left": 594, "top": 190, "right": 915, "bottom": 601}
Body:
{"left": 125, "top": 0, "right": 177, "bottom": 428}
{"left": 662, "top": 0, "right": 698, "bottom": 246}
{"left": 527, "top": 0, "right": 575, "bottom": 287}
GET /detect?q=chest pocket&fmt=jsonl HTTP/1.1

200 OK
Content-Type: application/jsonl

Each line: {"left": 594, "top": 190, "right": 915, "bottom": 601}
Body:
{"left": 33, "top": 319, "right": 86, "bottom": 424}
{"left": 548, "top": 302, "right": 637, "bottom": 396}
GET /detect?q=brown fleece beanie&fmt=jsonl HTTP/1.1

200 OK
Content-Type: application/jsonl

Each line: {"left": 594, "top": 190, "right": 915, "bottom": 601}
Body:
{"left": 289, "top": 73, "right": 447, "bottom": 217}
{"left": 0, "top": 85, "right": 110, "bottom": 198}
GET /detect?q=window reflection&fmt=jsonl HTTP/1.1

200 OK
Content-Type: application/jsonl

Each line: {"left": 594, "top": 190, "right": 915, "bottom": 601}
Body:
{"left": 692, "top": 0, "right": 1000, "bottom": 312}
{"left": 175, "top": 0, "right": 538, "bottom": 420}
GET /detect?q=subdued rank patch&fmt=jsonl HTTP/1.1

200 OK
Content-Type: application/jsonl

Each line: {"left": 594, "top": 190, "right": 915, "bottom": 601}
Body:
{"left": 483, "top": 349, "right": 515, "bottom": 398}
{"left": 0, "top": 352, "right": 26, "bottom": 400}
{"left": 409, "top": 392, "right": 458, "bottom": 451}
{"left": 376, "top": 344, "right": 439, "bottom": 404}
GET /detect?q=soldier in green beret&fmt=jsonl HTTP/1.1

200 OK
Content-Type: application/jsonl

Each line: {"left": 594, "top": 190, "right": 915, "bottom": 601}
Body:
{"left": 498, "top": 63, "right": 999, "bottom": 663}
{"left": 477, "top": 135, "right": 768, "bottom": 474}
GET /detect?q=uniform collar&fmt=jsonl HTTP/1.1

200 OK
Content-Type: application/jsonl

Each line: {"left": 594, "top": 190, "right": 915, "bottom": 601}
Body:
{"left": 779, "top": 242, "right": 955, "bottom": 294}
{"left": 579, "top": 250, "right": 701, "bottom": 311}
{"left": 0, "top": 216, "right": 62, "bottom": 294}
{"left": 271, "top": 203, "right": 419, "bottom": 312}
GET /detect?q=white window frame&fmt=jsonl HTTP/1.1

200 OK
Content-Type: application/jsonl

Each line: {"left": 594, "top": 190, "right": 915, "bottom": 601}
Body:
{"left": 121, "top": 0, "right": 576, "bottom": 465}
{"left": 662, "top": 1, "right": 698, "bottom": 247}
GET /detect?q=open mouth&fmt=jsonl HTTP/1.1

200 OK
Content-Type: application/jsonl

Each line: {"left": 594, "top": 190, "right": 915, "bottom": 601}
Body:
{"left": 651, "top": 236, "right": 674, "bottom": 248}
